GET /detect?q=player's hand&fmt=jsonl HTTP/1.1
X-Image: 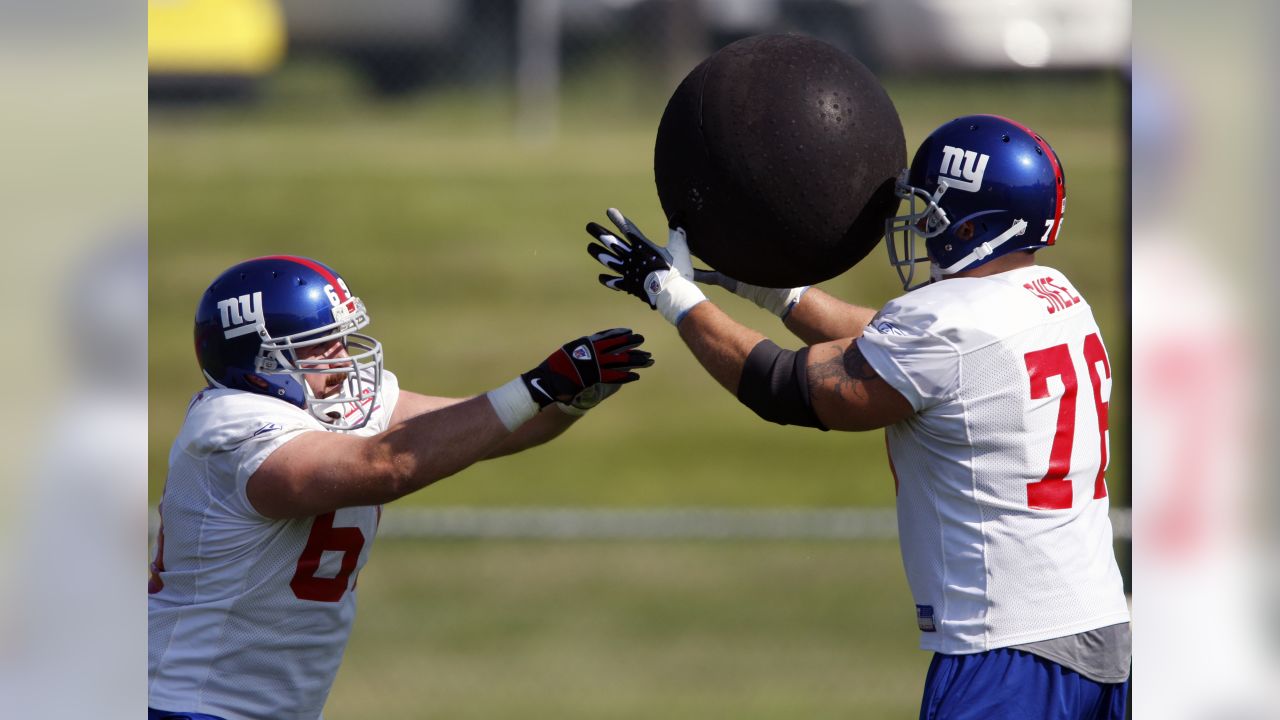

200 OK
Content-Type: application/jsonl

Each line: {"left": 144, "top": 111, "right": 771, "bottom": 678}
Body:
{"left": 521, "top": 328, "right": 653, "bottom": 409}
{"left": 586, "top": 208, "right": 707, "bottom": 325}
{"left": 693, "top": 269, "right": 810, "bottom": 320}
{"left": 555, "top": 382, "right": 623, "bottom": 416}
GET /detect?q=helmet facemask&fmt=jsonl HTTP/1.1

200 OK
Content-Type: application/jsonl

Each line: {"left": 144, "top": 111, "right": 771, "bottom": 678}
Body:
{"left": 885, "top": 172, "right": 952, "bottom": 291}
{"left": 256, "top": 296, "right": 384, "bottom": 431}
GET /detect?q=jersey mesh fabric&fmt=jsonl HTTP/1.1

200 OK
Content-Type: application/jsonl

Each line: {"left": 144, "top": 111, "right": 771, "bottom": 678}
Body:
{"left": 149, "top": 371, "right": 399, "bottom": 720}
{"left": 858, "top": 266, "right": 1129, "bottom": 654}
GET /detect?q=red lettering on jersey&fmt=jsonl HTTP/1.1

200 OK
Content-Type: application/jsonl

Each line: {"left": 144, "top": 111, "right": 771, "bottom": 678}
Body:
{"left": 1023, "top": 280, "right": 1058, "bottom": 314}
{"left": 1044, "top": 277, "right": 1081, "bottom": 307}
{"left": 1023, "top": 277, "right": 1079, "bottom": 315}
{"left": 1037, "top": 278, "right": 1071, "bottom": 311}
{"left": 290, "top": 512, "right": 366, "bottom": 602}
{"left": 1024, "top": 344, "right": 1078, "bottom": 509}
{"left": 1044, "top": 280, "right": 1067, "bottom": 312}
{"left": 1083, "top": 333, "right": 1110, "bottom": 499}
{"left": 1022, "top": 333, "right": 1112, "bottom": 511}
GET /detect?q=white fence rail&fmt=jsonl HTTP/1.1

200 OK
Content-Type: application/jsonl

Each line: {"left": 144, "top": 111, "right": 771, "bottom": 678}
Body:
{"left": 149, "top": 507, "right": 1132, "bottom": 541}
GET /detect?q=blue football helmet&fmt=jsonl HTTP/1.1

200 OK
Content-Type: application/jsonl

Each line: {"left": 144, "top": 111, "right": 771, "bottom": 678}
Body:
{"left": 194, "top": 255, "right": 383, "bottom": 430}
{"left": 885, "top": 114, "right": 1066, "bottom": 290}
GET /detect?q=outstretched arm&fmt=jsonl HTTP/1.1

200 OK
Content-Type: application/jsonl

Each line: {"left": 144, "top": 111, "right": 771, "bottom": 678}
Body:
{"left": 252, "top": 395, "right": 514, "bottom": 519}
{"left": 390, "top": 389, "right": 580, "bottom": 458}
{"left": 587, "top": 209, "right": 911, "bottom": 432}
{"left": 248, "top": 329, "right": 653, "bottom": 519}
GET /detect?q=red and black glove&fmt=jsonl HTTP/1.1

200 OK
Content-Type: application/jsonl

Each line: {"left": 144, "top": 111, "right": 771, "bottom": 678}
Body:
{"left": 520, "top": 328, "right": 653, "bottom": 408}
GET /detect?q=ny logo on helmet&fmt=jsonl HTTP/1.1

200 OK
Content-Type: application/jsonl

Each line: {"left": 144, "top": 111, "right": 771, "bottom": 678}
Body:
{"left": 938, "top": 145, "right": 989, "bottom": 193}
{"left": 217, "top": 292, "right": 263, "bottom": 339}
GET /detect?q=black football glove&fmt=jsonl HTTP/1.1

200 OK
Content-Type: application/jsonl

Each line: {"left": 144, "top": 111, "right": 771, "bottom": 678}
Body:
{"left": 586, "top": 209, "right": 673, "bottom": 308}
{"left": 586, "top": 208, "right": 706, "bottom": 325}
{"left": 520, "top": 328, "right": 653, "bottom": 408}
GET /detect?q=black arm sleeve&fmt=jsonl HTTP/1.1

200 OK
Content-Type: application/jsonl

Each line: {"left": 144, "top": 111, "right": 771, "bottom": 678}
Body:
{"left": 735, "top": 340, "right": 828, "bottom": 430}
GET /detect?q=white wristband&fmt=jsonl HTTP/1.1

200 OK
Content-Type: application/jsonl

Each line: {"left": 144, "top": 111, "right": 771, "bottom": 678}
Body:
{"left": 486, "top": 377, "right": 539, "bottom": 431}
{"left": 655, "top": 273, "right": 708, "bottom": 326}
{"left": 738, "top": 283, "right": 809, "bottom": 318}
{"left": 776, "top": 286, "right": 809, "bottom": 319}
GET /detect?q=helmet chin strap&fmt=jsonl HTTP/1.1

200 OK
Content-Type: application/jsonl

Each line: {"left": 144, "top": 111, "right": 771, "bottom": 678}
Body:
{"left": 939, "top": 219, "right": 1029, "bottom": 275}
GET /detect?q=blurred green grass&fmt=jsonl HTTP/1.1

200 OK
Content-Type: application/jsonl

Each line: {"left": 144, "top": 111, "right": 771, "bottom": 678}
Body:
{"left": 150, "top": 70, "right": 1127, "bottom": 508}
{"left": 330, "top": 539, "right": 925, "bottom": 720}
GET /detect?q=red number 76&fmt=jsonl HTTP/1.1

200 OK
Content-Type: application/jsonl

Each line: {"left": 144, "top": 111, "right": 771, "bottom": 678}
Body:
{"left": 1022, "top": 333, "right": 1111, "bottom": 510}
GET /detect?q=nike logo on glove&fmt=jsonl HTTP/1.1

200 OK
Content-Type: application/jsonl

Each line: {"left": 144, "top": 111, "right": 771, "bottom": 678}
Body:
{"left": 529, "top": 378, "right": 553, "bottom": 401}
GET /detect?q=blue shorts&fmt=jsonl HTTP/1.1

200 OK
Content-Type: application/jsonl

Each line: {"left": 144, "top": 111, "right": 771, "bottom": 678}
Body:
{"left": 920, "top": 648, "right": 1129, "bottom": 720}
{"left": 148, "top": 710, "right": 228, "bottom": 720}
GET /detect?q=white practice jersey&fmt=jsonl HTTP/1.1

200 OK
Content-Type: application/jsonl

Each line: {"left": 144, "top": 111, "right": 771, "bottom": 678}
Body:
{"left": 149, "top": 370, "right": 400, "bottom": 720}
{"left": 858, "top": 265, "right": 1129, "bottom": 654}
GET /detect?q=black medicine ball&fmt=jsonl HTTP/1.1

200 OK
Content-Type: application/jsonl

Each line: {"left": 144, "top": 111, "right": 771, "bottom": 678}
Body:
{"left": 654, "top": 34, "right": 906, "bottom": 287}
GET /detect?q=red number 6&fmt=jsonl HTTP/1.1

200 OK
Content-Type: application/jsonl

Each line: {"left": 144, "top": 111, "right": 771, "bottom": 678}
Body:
{"left": 290, "top": 512, "right": 365, "bottom": 602}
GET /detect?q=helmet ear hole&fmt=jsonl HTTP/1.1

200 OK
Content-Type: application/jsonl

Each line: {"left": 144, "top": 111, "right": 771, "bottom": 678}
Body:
{"left": 955, "top": 222, "right": 976, "bottom": 241}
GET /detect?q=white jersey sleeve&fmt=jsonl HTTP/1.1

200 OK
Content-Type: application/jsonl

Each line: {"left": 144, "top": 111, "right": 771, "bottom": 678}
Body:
{"left": 150, "top": 370, "right": 400, "bottom": 720}
{"left": 857, "top": 298, "right": 963, "bottom": 412}
{"left": 856, "top": 267, "right": 1129, "bottom": 655}
{"left": 178, "top": 391, "right": 322, "bottom": 520}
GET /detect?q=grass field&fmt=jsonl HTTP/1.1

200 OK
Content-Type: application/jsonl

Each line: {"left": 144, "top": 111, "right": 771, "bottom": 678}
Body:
{"left": 330, "top": 539, "right": 926, "bottom": 719}
{"left": 150, "top": 66, "right": 1127, "bottom": 717}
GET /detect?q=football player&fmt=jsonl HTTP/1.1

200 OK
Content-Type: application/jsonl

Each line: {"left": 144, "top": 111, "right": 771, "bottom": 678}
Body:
{"left": 148, "top": 255, "right": 653, "bottom": 720}
{"left": 586, "top": 115, "right": 1129, "bottom": 719}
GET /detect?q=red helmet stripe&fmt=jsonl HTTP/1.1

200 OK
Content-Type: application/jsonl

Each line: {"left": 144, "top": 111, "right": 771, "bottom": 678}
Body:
{"left": 255, "top": 255, "right": 351, "bottom": 300}
{"left": 981, "top": 115, "right": 1065, "bottom": 246}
